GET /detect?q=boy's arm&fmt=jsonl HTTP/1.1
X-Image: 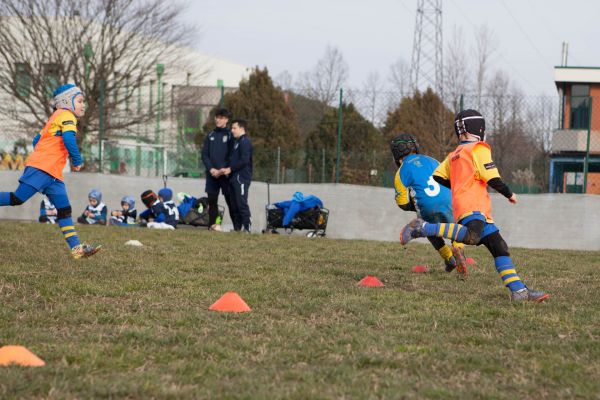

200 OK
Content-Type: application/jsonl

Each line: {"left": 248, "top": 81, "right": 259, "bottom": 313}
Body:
{"left": 394, "top": 168, "right": 415, "bottom": 211}
{"left": 32, "top": 133, "right": 41, "bottom": 149}
{"left": 472, "top": 144, "right": 513, "bottom": 199}
{"left": 151, "top": 204, "right": 166, "bottom": 223}
{"left": 139, "top": 209, "right": 151, "bottom": 220}
{"left": 94, "top": 205, "right": 107, "bottom": 223}
{"left": 432, "top": 155, "right": 451, "bottom": 188}
{"left": 230, "top": 138, "right": 252, "bottom": 173}
{"left": 62, "top": 132, "right": 83, "bottom": 167}
{"left": 201, "top": 133, "right": 213, "bottom": 170}
{"left": 56, "top": 113, "right": 83, "bottom": 167}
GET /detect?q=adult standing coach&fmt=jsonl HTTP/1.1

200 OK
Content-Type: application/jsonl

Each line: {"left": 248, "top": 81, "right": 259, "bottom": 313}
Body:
{"left": 201, "top": 108, "right": 234, "bottom": 231}
{"left": 223, "top": 119, "right": 253, "bottom": 232}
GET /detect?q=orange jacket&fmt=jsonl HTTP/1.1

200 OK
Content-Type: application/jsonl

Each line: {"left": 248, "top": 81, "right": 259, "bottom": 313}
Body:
{"left": 26, "top": 109, "right": 78, "bottom": 181}
{"left": 434, "top": 142, "right": 501, "bottom": 222}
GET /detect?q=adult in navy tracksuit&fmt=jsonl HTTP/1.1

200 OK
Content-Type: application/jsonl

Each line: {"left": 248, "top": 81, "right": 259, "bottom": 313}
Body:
{"left": 201, "top": 108, "right": 234, "bottom": 230}
{"left": 224, "top": 119, "right": 253, "bottom": 232}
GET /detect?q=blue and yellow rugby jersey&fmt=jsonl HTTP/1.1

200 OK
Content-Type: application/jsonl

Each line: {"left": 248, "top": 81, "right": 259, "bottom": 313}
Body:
{"left": 27, "top": 109, "right": 78, "bottom": 181}
{"left": 394, "top": 154, "right": 452, "bottom": 220}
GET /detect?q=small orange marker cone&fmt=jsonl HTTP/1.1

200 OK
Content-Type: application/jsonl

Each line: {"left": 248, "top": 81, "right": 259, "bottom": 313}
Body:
{"left": 357, "top": 276, "right": 385, "bottom": 287}
{"left": 209, "top": 292, "right": 252, "bottom": 312}
{"left": 411, "top": 265, "right": 429, "bottom": 273}
{"left": 466, "top": 257, "right": 476, "bottom": 265}
{"left": 0, "top": 345, "right": 45, "bottom": 367}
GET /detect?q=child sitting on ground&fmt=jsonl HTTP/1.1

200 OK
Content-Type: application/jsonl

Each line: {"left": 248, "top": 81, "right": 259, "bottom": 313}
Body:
{"left": 139, "top": 188, "right": 179, "bottom": 230}
{"left": 109, "top": 196, "right": 137, "bottom": 227}
{"left": 77, "top": 189, "right": 107, "bottom": 225}
{"left": 39, "top": 196, "right": 57, "bottom": 224}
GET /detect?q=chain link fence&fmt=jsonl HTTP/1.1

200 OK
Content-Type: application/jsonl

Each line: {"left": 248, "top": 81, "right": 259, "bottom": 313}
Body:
{"left": 5, "top": 85, "right": 599, "bottom": 194}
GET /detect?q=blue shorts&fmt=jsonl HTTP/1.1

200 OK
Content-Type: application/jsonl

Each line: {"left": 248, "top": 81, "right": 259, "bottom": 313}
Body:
{"left": 19, "top": 167, "right": 65, "bottom": 194}
{"left": 459, "top": 212, "right": 499, "bottom": 240}
{"left": 421, "top": 210, "right": 454, "bottom": 224}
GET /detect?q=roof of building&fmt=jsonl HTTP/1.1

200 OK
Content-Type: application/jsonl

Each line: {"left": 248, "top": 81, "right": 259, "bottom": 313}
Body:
{"left": 555, "top": 66, "right": 600, "bottom": 88}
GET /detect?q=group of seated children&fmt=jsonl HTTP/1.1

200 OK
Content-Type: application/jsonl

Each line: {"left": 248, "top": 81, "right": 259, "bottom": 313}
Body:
{"left": 39, "top": 188, "right": 182, "bottom": 230}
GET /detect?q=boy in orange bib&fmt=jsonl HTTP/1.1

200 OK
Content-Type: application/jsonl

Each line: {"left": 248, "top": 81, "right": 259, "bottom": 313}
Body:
{"left": 400, "top": 110, "right": 548, "bottom": 302}
{"left": 0, "top": 84, "right": 100, "bottom": 259}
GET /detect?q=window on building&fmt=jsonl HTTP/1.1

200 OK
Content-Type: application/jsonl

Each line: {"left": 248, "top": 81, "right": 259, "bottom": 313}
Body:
{"left": 570, "top": 84, "right": 590, "bottom": 129}
{"left": 15, "top": 63, "right": 31, "bottom": 98}
{"left": 43, "top": 63, "right": 60, "bottom": 98}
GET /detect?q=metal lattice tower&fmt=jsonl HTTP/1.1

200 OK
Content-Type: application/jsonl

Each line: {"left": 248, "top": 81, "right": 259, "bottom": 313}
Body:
{"left": 410, "top": 0, "right": 443, "bottom": 95}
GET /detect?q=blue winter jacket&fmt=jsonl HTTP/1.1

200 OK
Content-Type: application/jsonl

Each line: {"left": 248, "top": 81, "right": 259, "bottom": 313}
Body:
{"left": 274, "top": 192, "right": 323, "bottom": 226}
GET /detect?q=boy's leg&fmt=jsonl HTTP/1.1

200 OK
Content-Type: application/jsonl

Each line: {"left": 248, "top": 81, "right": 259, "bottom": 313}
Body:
{"left": 238, "top": 179, "right": 251, "bottom": 231}
{"left": 228, "top": 179, "right": 242, "bottom": 231}
{"left": 205, "top": 175, "right": 219, "bottom": 227}
{"left": 45, "top": 182, "right": 100, "bottom": 258}
{"left": 0, "top": 182, "right": 38, "bottom": 206}
{"left": 219, "top": 177, "right": 236, "bottom": 228}
{"left": 480, "top": 231, "right": 549, "bottom": 302}
{"left": 426, "top": 236, "right": 456, "bottom": 272}
{"left": 400, "top": 218, "right": 483, "bottom": 245}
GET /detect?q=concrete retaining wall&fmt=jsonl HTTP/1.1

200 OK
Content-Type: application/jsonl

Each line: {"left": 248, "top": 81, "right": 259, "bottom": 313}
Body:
{"left": 1, "top": 171, "right": 599, "bottom": 251}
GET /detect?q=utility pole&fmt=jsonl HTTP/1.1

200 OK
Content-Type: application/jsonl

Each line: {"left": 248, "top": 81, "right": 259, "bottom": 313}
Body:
{"left": 410, "top": 0, "right": 443, "bottom": 96}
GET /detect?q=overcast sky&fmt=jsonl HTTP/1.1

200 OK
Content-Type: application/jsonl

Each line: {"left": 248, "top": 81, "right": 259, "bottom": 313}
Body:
{"left": 182, "top": 0, "right": 600, "bottom": 95}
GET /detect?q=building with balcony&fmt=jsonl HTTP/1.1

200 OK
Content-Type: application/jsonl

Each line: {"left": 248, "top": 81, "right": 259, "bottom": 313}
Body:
{"left": 550, "top": 66, "right": 600, "bottom": 193}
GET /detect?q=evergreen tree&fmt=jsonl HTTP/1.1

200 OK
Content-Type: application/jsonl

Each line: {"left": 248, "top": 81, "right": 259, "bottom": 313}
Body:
{"left": 200, "top": 67, "right": 301, "bottom": 180}
{"left": 382, "top": 88, "right": 455, "bottom": 161}
{"left": 305, "top": 103, "right": 385, "bottom": 184}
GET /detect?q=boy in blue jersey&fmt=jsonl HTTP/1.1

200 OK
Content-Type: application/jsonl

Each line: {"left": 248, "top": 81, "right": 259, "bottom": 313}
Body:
{"left": 390, "top": 133, "right": 466, "bottom": 276}
{"left": 0, "top": 84, "right": 100, "bottom": 259}
{"left": 109, "top": 196, "right": 137, "bottom": 227}
{"left": 139, "top": 188, "right": 179, "bottom": 229}
{"left": 77, "top": 189, "right": 107, "bottom": 225}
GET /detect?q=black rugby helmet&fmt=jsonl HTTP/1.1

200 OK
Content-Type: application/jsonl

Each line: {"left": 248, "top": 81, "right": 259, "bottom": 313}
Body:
{"left": 390, "top": 133, "right": 419, "bottom": 167}
{"left": 454, "top": 109, "right": 485, "bottom": 140}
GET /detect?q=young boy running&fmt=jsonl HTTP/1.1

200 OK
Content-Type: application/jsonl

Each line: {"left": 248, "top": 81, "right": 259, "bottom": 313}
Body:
{"left": 390, "top": 133, "right": 466, "bottom": 276}
{"left": 0, "top": 84, "right": 101, "bottom": 259}
{"left": 399, "top": 110, "right": 548, "bottom": 302}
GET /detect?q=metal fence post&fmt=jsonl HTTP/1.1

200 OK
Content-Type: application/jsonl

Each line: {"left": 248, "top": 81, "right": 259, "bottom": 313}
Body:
{"left": 321, "top": 148, "right": 325, "bottom": 183}
{"left": 583, "top": 96, "right": 593, "bottom": 193}
{"left": 459, "top": 94, "right": 464, "bottom": 112}
{"left": 336, "top": 88, "right": 343, "bottom": 184}
{"left": 276, "top": 146, "right": 281, "bottom": 184}
{"left": 98, "top": 79, "right": 105, "bottom": 172}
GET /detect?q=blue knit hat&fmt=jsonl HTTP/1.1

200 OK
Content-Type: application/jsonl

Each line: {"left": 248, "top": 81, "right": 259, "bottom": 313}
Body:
{"left": 88, "top": 189, "right": 102, "bottom": 202}
{"left": 52, "top": 83, "right": 82, "bottom": 112}
{"left": 121, "top": 196, "right": 135, "bottom": 210}
{"left": 158, "top": 188, "right": 173, "bottom": 202}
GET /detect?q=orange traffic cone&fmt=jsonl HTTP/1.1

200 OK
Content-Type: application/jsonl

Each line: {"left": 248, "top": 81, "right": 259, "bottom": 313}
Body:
{"left": 0, "top": 345, "right": 45, "bottom": 367}
{"left": 209, "top": 292, "right": 252, "bottom": 312}
{"left": 357, "top": 275, "right": 385, "bottom": 287}
{"left": 411, "top": 264, "right": 429, "bottom": 273}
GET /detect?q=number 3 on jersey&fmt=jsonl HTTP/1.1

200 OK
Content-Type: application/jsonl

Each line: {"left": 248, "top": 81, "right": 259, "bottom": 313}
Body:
{"left": 424, "top": 176, "right": 440, "bottom": 197}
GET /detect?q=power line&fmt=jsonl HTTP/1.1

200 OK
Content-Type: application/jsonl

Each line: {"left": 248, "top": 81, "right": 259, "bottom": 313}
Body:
{"left": 447, "top": 0, "right": 541, "bottom": 93}
{"left": 498, "top": 0, "right": 550, "bottom": 66}
{"left": 524, "top": 0, "right": 581, "bottom": 65}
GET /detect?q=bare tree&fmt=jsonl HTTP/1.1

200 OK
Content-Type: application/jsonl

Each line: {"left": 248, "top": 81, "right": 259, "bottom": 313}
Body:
{"left": 444, "top": 25, "right": 469, "bottom": 112}
{"left": 359, "top": 71, "right": 385, "bottom": 127}
{"left": 389, "top": 57, "right": 410, "bottom": 98}
{"left": 0, "top": 0, "right": 193, "bottom": 147}
{"left": 274, "top": 70, "right": 294, "bottom": 91}
{"left": 299, "top": 45, "right": 348, "bottom": 105}
{"left": 473, "top": 25, "right": 497, "bottom": 110}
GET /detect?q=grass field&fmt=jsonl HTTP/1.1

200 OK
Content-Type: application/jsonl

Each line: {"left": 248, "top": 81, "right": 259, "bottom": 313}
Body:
{"left": 1, "top": 221, "right": 599, "bottom": 399}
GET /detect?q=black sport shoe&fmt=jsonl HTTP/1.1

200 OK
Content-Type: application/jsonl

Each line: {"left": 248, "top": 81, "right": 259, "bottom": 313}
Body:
{"left": 445, "top": 256, "right": 457, "bottom": 273}
{"left": 511, "top": 288, "right": 550, "bottom": 303}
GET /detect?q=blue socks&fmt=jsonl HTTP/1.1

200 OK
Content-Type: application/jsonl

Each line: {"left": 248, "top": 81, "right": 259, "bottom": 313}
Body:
{"left": 494, "top": 256, "right": 526, "bottom": 292}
